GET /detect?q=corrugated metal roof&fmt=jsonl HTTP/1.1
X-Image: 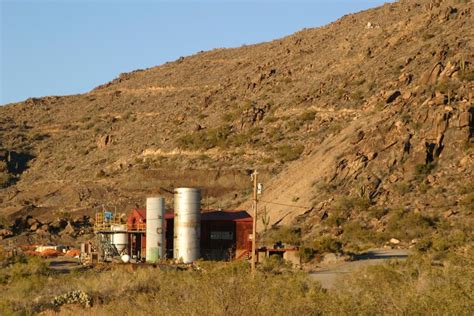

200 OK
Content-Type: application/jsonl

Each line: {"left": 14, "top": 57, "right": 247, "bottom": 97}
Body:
{"left": 129, "top": 209, "right": 252, "bottom": 222}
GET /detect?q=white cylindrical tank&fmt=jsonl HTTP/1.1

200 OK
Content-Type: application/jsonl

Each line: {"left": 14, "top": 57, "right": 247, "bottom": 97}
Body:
{"left": 146, "top": 196, "right": 165, "bottom": 263}
{"left": 111, "top": 224, "right": 128, "bottom": 254}
{"left": 174, "top": 188, "right": 201, "bottom": 263}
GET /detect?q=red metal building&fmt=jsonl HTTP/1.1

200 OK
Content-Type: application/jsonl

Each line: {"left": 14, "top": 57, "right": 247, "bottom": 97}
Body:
{"left": 126, "top": 209, "right": 252, "bottom": 261}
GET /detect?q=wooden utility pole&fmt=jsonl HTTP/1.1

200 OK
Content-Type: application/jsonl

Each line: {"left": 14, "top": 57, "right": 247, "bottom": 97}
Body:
{"left": 251, "top": 169, "right": 258, "bottom": 274}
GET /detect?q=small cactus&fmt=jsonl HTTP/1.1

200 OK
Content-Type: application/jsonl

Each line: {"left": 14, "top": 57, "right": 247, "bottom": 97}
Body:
{"left": 52, "top": 290, "right": 92, "bottom": 308}
{"left": 261, "top": 206, "right": 271, "bottom": 232}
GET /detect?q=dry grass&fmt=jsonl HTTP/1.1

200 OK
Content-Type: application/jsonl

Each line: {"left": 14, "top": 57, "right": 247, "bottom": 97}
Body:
{"left": 0, "top": 249, "right": 473, "bottom": 315}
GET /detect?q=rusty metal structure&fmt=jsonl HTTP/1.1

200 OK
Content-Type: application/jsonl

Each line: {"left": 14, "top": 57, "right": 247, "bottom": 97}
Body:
{"left": 88, "top": 189, "right": 253, "bottom": 263}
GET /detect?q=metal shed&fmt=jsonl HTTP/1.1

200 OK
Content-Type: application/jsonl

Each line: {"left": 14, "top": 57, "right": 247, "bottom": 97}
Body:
{"left": 125, "top": 209, "right": 252, "bottom": 261}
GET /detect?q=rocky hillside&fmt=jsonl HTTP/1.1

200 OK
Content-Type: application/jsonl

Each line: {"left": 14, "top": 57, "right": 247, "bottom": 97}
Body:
{"left": 1, "top": 0, "right": 473, "bottom": 248}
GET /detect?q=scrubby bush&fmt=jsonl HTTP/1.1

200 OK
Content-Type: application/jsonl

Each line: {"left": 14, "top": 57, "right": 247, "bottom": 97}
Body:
{"left": 333, "top": 196, "right": 371, "bottom": 213}
{"left": 275, "top": 144, "right": 305, "bottom": 162}
{"left": 459, "top": 69, "right": 474, "bottom": 82}
{"left": 0, "top": 255, "right": 49, "bottom": 285}
{"left": 460, "top": 192, "right": 474, "bottom": 211}
{"left": 393, "top": 181, "right": 410, "bottom": 194}
{"left": 341, "top": 221, "right": 384, "bottom": 251}
{"left": 259, "top": 255, "right": 293, "bottom": 274}
{"left": 299, "top": 247, "right": 316, "bottom": 263}
{"left": 0, "top": 251, "right": 473, "bottom": 314}
{"left": 261, "top": 225, "right": 301, "bottom": 246}
{"left": 177, "top": 125, "right": 232, "bottom": 150}
{"left": 0, "top": 172, "right": 13, "bottom": 188}
{"left": 367, "top": 206, "right": 388, "bottom": 220}
{"left": 325, "top": 209, "right": 348, "bottom": 227}
{"left": 417, "top": 229, "right": 470, "bottom": 253}
{"left": 415, "top": 163, "right": 435, "bottom": 178}
{"left": 384, "top": 208, "right": 435, "bottom": 241}
{"left": 312, "top": 236, "right": 343, "bottom": 254}
{"left": 299, "top": 110, "right": 316, "bottom": 123}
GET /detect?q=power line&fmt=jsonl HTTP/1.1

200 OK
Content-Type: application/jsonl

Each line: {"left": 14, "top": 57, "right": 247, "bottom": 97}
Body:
{"left": 259, "top": 200, "right": 312, "bottom": 209}
{"left": 258, "top": 200, "right": 472, "bottom": 211}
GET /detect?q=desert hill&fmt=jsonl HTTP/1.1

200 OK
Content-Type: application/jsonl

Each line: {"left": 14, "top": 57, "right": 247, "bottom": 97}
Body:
{"left": 0, "top": 0, "right": 473, "bottom": 249}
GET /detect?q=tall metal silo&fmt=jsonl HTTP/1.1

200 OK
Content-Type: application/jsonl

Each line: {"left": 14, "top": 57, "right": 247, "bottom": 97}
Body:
{"left": 146, "top": 197, "right": 165, "bottom": 263}
{"left": 173, "top": 188, "right": 201, "bottom": 263}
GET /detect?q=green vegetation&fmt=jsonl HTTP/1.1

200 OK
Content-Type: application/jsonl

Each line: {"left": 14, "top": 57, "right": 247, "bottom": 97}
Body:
{"left": 312, "top": 236, "right": 343, "bottom": 254}
{"left": 393, "top": 181, "right": 410, "bottom": 195}
{"left": 415, "top": 163, "right": 435, "bottom": 179}
{"left": 333, "top": 196, "right": 371, "bottom": 213}
{"left": 460, "top": 192, "right": 474, "bottom": 211}
{"left": 261, "top": 225, "right": 301, "bottom": 246}
{"left": 0, "top": 173, "right": 13, "bottom": 188}
{"left": 274, "top": 144, "right": 305, "bottom": 162}
{"left": 0, "top": 217, "right": 7, "bottom": 229}
{"left": 384, "top": 208, "right": 435, "bottom": 241}
{"left": 177, "top": 125, "right": 268, "bottom": 150}
{"left": 341, "top": 221, "right": 384, "bottom": 251}
{"left": 0, "top": 250, "right": 472, "bottom": 314}
{"left": 421, "top": 32, "right": 435, "bottom": 41}
{"left": 177, "top": 125, "right": 232, "bottom": 150}
{"left": 459, "top": 69, "right": 474, "bottom": 82}
{"left": 299, "top": 110, "right": 316, "bottom": 123}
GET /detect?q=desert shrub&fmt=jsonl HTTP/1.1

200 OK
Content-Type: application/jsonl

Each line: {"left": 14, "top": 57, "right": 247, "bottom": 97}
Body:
{"left": 0, "top": 255, "right": 49, "bottom": 285}
{"left": 351, "top": 90, "right": 365, "bottom": 101}
{"left": 458, "top": 181, "right": 474, "bottom": 194}
{"left": 0, "top": 251, "right": 473, "bottom": 314}
{"left": 177, "top": 125, "right": 232, "bottom": 150}
{"left": 415, "top": 163, "right": 435, "bottom": 178}
{"left": 436, "top": 80, "right": 461, "bottom": 95}
{"left": 31, "top": 133, "right": 50, "bottom": 141}
{"left": 0, "top": 173, "right": 13, "bottom": 188}
{"left": 269, "top": 128, "right": 284, "bottom": 142}
{"left": 393, "top": 181, "right": 410, "bottom": 194}
{"left": 285, "top": 119, "right": 301, "bottom": 132}
{"left": 82, "top": 122, "right": 95, "bottom": 130}
{"left": 312, "top": 236, "right": 343, "bottom": 254}
{"left": 0, "top": 160, "right": 7, "bottom": 172}
{"left": 80, "top": 115, "right": 91, "bottom": 123}
{"left": 421, "top": 32, "right": 435, "bottom": 40}
{"left": 459, "top": 69, "right": 474, "bottom": 82}
{"left": 415, "top": 237, "right": 433, "bottom": 252}
{"left": 460, "top": 192, "right": 474, "bottom": 210}
{"left": 263, "top": 115, "right": 278, "bottom": 124}
{"left": 313, "top": 181, "right": 337, "bottom": 194}
{"left": 229, "top": 127, "right": 262, "bottom": 147}
{"left": 333, "top": 196, "right": 371, "bottom": 212}
{"left": 367, "top": 206, "right": 388, "bottom": 220}
{"left": 341, "top": 221, "right": 384, "bottom": 250}
{"left": 418, "top": 182, "right": 431, "bottom": 193}
{"left": 384, "top": 208, "right": 435, "bottom": 241}
{"left": 261, "top": 225, "right": 301, "bottom": 246}
{"left": 259, "top": 255, "right": 293, "bottom": 274}
{"left": 0, "top": 215, "right": 9, "bottom": 228}
{"left": 325, "top": 209, "right": 348, "bottom": 227}
{"left": 299, "top": 110, "right": 316, "bottom": 123}
{"left": 274, "top": 144, "right": 305, "bottom": 162}
{"left": 222, "top": 111, "right": 240, "bottom": 122}
{"left": 299, "top": 247, "right": 316, "bottom": 263}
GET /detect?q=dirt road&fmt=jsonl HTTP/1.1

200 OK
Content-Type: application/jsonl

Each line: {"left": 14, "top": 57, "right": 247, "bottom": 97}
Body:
{"left": 309, "top": 249, "right": 410, "bottom": 289}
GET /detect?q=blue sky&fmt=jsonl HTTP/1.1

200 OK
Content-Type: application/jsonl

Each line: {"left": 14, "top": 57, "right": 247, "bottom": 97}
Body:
{"left": 1, "top": 0, "right": 390, "bottom": 105}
